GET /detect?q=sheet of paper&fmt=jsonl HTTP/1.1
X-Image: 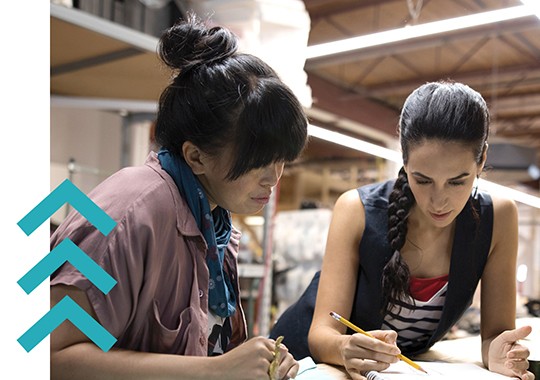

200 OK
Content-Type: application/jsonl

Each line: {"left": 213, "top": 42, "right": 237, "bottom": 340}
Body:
{"left": 295, "top": 357, "right": 335, "bottom": 380}
{"left": 369, "top": 361, "right": 512, "bottom": 379}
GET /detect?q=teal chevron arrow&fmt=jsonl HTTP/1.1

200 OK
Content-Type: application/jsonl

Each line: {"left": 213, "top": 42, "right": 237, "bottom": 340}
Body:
{"left": 18, "top": 295, "right": 117, "bottom": 352}
{"left": 18, "top": 238, "right": 117, "bottom": 295}
{"left": 17, "top": 179, "right": 116, "bottom": 236}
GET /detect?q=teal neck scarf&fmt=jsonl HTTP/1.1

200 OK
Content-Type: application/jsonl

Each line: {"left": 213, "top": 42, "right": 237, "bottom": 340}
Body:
{"left": 158, "top": 149, "right": 236, "bottom": 317}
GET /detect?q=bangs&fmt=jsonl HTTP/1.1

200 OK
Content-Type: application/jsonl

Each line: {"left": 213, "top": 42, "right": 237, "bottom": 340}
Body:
{"left": 226, "top": 79, "right": 307, "bottom": 180}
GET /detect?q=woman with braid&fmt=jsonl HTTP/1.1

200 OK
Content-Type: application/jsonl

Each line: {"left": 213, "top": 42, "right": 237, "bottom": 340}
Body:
{"left": 270, "top": 81, "right": 534, "bottom": 379}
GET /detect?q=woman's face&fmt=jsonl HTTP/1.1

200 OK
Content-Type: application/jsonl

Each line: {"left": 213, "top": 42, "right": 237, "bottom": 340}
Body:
{"left": 404, "top": 139, "right": 484, "bottom": 228}
{"left": 197, "top": 148, "right": 284, "bottom": 215}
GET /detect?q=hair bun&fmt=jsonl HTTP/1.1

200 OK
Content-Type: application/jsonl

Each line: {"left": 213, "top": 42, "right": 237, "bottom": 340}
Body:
{"left": 158, "top": 13, "right": 238, "bottom": 72}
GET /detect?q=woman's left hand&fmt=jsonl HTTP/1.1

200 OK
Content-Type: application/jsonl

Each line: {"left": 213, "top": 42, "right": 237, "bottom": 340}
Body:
{"left": 488, "top": 325, "right": 535, "bottom": 380}
{"left": 275, "top": 342, "right": 299, "bottom": 380}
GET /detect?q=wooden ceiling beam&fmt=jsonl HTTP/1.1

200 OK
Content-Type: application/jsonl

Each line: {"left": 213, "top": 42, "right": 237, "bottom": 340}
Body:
{"left": 308, "top": 73, "right": 400, "bottom": 137}
{"left": 493, "top": 93, "right": 540, "bottom": 113}
{"left": 498, "top": 35, "right": 540, "bottom": 62}
{"left": 361, "top": 64, "right": 540, "bottom": 97}
{"left": 495, "top": 129, "right": 540, "bottom": 138}
{"left": 305, "top": 0, "right": 402, "bottom": 20}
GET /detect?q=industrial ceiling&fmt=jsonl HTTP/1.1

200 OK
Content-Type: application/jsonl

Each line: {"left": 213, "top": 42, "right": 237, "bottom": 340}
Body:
{"left": 50, "top": 0, "right": 540, "bottom": 207}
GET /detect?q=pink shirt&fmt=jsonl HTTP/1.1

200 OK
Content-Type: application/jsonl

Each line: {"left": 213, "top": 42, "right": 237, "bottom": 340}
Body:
{"left": 50, "top": 152, "right": 247, "bottom": 356}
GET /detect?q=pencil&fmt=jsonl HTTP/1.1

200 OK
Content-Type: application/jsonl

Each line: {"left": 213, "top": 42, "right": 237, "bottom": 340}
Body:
{"left": 329, "top": 311, "right": 427, "bottom": 374}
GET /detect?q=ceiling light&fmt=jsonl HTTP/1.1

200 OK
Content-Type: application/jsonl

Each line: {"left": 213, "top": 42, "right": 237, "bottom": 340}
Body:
{"left": 308, "top": 124, "right": 540, "bottom": 209}
{"left": 477, "top": 179, "right": 540, "bottom": 209}
{"left": 521, "top": 0, "right": 540, "bottom": 20}
{"left": 308, "top": 124, "right": 402, "bottom": 163}
{"left": 306, "top": 5, "right": 534, "bottom": 59}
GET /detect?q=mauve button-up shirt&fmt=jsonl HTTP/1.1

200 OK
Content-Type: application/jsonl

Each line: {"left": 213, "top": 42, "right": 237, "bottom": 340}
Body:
{"left": 50, "top": 152, "right": 248, "bottom": 356}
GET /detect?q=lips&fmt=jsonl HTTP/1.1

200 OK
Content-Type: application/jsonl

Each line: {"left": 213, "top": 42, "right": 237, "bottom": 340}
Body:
{"left": 252, "top": 194, "right": 271, "bottom": 204}
{"left": 430, "top": 211, "right": 452, "bottom": 221}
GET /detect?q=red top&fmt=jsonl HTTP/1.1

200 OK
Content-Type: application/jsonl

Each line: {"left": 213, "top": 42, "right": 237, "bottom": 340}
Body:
{"left": 410, "top": 274, "right": 449, "bottom": 302}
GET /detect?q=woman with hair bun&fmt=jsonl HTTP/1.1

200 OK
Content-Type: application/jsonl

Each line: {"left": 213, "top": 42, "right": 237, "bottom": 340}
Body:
{"left": 270, "top": 81, "right": 534, "bottom": 379}
{"left": 50, "top": 14, "right": 307, "bottom": 380}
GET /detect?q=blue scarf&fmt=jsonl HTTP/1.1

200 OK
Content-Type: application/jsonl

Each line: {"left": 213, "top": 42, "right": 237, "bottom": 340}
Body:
{"left": 158, "top": 149, "right": 237, "bottom": 318}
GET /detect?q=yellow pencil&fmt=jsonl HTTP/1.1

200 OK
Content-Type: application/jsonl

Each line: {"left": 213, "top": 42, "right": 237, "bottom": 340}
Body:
{"left": 330, "top": 311, "right": 427, "bottom": 374}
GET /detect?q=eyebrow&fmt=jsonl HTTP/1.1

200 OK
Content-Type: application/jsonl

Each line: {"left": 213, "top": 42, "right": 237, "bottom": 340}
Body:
{"left": 411, "top": 171, "right": 471, "bottom": 181}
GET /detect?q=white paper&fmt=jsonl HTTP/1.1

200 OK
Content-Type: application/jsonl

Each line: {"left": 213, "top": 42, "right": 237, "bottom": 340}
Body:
{"left": 369, "top": 361, "right": 513, "bottom": 379}
{"left": 295, "top": 357, "right": 335, "bottom": 380}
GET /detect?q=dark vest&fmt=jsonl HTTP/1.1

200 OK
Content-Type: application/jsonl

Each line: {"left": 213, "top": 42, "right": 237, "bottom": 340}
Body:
{"left": 270, "top": 180, "right": 493, "bottom": 360}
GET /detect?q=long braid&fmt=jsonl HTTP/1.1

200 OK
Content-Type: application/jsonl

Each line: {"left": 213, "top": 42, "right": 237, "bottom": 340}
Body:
{"left": 381, "top": 167, "right": 415, "bottom": 315}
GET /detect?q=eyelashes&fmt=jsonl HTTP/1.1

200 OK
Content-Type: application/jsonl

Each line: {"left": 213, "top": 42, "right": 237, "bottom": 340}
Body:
{"left": 414, "top": 180, "right": 465, "bottom": 186}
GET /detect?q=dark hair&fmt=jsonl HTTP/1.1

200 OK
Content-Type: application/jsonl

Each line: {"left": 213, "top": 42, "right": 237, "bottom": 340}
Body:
{"left": 381, "top": 81, "right": 490, "bottom": 314}
{"left": 154, "top": 13, "right": 308, "bottom": 180}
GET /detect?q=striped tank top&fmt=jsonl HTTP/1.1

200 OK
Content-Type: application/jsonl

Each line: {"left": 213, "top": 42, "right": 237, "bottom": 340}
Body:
{"left": 381, "top": 274, "right": 449, "bottom": 352}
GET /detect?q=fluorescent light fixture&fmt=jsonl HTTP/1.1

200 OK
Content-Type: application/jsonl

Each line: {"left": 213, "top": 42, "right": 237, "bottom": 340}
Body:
{"left": 306, "top": 5, "right": 534, "bottom": 59}
{"left": 308, "top": 124, "right": 540, "bottom": 209}
{"left": 51, "top": 95, "right": 158, "bottom": 113}
{"left": 308, "top": 124, "right": 402, "bottom": 163}
{"left": 477, "top": 179, "right": 540, "bottom": 209}
{"left": 521, "top": 0, "right": 540, "bottom": 20}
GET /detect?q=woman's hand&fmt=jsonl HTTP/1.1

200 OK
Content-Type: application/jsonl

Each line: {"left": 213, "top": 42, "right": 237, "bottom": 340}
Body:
{"left": 340, "top": 330, "right": 400, "bottom": 380}
{"left": 488, "top": 325, "right": 535, "bottom": 380}
{"left": 217, "top": 336, "right": 298, "bottom": 380}
{"left": 275, "top": 341, "right": 299, "bottom": 379}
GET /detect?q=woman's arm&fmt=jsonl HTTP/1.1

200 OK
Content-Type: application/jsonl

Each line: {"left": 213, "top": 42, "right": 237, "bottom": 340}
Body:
{"left": 480, "top": 195, "right": 534, "bottom": 379}
{"left": 480, "top": 195, "right": 519, "bottom": 362}
{"left": 51, "top": 285, "right": 291, "bottom": 380}
{"left": 308, "top": 190, "right": 400, "bottom": 377}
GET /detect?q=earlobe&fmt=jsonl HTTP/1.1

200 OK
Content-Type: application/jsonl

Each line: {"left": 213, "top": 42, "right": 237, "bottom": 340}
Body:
{"left": 479, "top": 143, "right": 489, "bottom": 175}
{"left": 182, "top": 141, "right": 206, "bottom": 175}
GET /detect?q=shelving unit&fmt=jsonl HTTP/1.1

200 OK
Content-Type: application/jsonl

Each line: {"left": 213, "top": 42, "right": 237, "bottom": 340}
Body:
{"left": 51, "top": 3, "right": 167, "bottom": 102}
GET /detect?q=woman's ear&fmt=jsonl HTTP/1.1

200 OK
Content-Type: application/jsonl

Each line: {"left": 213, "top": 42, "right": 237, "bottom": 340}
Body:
{"left": 182, "top": 141, "right": 206, "bottom": 175}
{"left": 479, "top": 142, "right": 489, "bottom": 176}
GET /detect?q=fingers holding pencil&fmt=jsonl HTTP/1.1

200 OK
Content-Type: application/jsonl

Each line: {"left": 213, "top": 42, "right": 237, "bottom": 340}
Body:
{"left": 348, "top": 331, "right": 401, "bottom": 364}
{"left": 330, "top": 311, "right": 427, "bottom": 374}
{"left": 330, "top": 318, "right": 400, "bottom": 374}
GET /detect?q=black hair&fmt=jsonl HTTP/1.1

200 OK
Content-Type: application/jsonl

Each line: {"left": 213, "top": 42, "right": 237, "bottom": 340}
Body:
{"left": 154, "top": 13, "right": 308, "bottom": 180}
{"left": 381, "top": 81, "right": 490, "bottom": 314}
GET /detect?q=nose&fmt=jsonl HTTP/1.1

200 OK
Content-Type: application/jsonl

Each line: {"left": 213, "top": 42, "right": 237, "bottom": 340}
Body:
{"left": 260, "top": 162, "right": 284, "bottom": 187}
{"left": 430, "top": 186, "right": 448, "bottom": 211}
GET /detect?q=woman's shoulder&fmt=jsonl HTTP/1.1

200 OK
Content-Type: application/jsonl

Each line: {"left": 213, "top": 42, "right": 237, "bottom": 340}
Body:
{"left": 332, "top": 189, "right": 366, "bottom": 237}
{"left": 485, "top": 191, "right": 518, "bottom": 241}
{"left": 357, "top": 179, "right": 395, "bottom": 208}
{"left": 334, "top": 188, "right": 364, "bottom": 214}
{"left": 86, "top": 155, "right": 183, "bottom": 225}
{"left": 95, "top": 164, "right": 172, "bottom": 205}
{"left": 488, "top": 191, "right": 518, "bottom": 219}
